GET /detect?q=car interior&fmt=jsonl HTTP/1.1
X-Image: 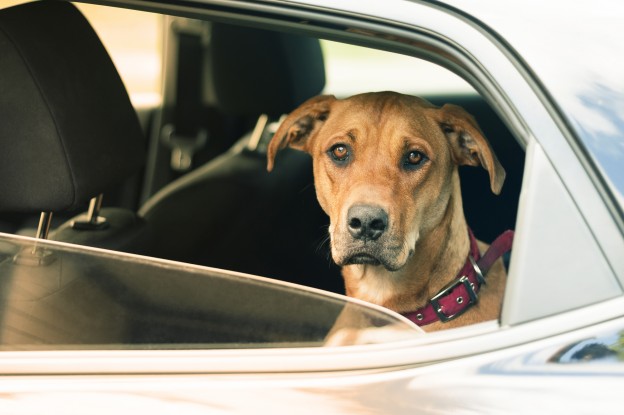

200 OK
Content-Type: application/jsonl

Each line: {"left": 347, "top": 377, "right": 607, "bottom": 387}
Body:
{"left": 0, "top": 1, "right": 525, "bottom": 344}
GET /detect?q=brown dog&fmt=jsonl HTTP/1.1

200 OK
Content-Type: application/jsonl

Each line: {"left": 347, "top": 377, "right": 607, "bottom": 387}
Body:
{"left": 267, "top": 91, "right": 509, "bottom": 332}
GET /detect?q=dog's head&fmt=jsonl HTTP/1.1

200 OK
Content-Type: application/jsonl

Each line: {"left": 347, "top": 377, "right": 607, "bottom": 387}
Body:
{"left": 267, "top": 92, "right": 504, "bottom": 272}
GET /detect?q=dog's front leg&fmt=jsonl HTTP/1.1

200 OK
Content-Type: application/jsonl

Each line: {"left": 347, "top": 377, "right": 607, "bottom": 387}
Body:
{"left": 324, "top": 303, "right": 425, "bottom": 346}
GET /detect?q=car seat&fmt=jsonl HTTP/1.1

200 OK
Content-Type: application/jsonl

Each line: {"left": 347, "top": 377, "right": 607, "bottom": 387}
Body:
{"left": 0, "top": 1, "right": 149, "bottom": 255}
{"left": 140, "top": 23, "right": 345, "bottom": 293}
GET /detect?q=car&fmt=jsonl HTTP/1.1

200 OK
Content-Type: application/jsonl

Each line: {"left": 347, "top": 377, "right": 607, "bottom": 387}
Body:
{"left": 0, "top": 0, "right": 622, "bottom": 413}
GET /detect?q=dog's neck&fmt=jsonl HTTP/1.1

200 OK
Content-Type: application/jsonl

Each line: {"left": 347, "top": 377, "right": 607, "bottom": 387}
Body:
{"left": 343, "top": 175, "right": 470, "bottom": 313}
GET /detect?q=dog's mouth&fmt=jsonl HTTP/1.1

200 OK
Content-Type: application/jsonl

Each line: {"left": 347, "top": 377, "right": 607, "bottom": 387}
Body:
{"left": 344, "top": 253, "right": 382, "bottom": 266}
{"left": 338, "top": 245, "right": 414, "bottom": 272}
{"left": 331, "top": 226, "right": 417, "bottom": 272}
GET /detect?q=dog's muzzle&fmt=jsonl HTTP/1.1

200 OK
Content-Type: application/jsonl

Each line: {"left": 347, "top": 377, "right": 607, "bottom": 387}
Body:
{"left": 335, "top": 204, "right": 412, "bottom": 271}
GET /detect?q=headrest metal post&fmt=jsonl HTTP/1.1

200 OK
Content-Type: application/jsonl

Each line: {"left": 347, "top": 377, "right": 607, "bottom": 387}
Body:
{"left": 87, "top": 193, "right": 104, "bottom": 225}
{"left": 72, "top": 194, "right": 109, "bottom": 230}
{"left": 13, "top": 211, "right": 56, "bottom": 266}
{"left": 35, "top": 211, "right": 53, "bottom": 241}
{"left": 247, "top": 114, "right": 269, "bottom": 152}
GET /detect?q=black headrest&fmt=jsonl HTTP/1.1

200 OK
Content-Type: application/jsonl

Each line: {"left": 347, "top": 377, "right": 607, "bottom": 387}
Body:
{"left": 211, "top": 23, "right": 325, "bottom": 118}
{"left": 0, "top": 2, "right": 144, "bottom": 213}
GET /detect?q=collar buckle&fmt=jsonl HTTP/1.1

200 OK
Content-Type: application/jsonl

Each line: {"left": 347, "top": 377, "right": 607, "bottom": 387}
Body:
{"left": 430, "top": 275, "right": 478, "bottom": 322}
{"left": 469, "top": 255, "right": 486, "bottom": 285}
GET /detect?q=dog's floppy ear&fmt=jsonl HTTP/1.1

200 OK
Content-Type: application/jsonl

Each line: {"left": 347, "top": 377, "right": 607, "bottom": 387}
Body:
{"left": 267, "top": 95, "right": 336, "bottom": 172}
{"left": 434, "top": 103, "right": 506, "bottom": 195}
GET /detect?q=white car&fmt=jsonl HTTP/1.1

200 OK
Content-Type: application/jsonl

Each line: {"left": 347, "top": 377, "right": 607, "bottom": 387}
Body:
{"left": 0, "top": 0, "right": 622, "bottom": 413}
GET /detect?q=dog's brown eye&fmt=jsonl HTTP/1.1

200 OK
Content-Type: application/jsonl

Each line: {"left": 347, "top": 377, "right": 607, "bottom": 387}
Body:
{"left": 407, "top": 151, "right": 423, "bottom": 164}
{"left": 404, "top": 150, "right": 427, "bottom": 170}
{"left": 329, "top": 144, "right": 349, "bottom": 162}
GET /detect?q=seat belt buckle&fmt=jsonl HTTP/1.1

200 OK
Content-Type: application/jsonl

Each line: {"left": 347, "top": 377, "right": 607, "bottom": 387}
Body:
{"left": 161, "top": 124, "right": 208, "bottom": 172}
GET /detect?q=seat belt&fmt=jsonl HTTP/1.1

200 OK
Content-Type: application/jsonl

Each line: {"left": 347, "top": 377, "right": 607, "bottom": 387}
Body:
{"left": 162, "top": 30, "right": 207, "bottom": 172}
{"left": 141, "top": 18, "right": 208, "bottom": 202}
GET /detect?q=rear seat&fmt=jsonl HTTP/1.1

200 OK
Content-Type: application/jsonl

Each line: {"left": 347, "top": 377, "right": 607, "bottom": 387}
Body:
{"left": 139, "top": 23, "right": 345, "bottom": 293}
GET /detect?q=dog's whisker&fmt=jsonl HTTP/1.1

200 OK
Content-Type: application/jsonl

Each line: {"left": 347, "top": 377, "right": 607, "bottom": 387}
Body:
{"left": 315, "top": 234, "right": 331, "bottom": 254}
{"left": 317, "top": 235, "right": 335, "bottom": 267}
{"left": 315, "top": 225, "right": 331, "bottom": 249}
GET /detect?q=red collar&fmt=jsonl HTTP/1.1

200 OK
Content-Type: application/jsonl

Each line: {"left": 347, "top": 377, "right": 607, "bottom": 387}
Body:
{"left": 403, "top": 229, "right": 514, "bottom": 326}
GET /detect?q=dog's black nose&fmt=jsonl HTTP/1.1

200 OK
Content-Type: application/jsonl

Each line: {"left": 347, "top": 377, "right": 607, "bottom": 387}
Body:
{"left": 347, "top": 204, "right": 388, "bottom": 241}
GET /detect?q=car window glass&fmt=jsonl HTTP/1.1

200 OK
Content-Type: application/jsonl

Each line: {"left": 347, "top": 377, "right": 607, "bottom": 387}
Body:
{"left": 0, "top": 235, "right": 421, "bottom": 350}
